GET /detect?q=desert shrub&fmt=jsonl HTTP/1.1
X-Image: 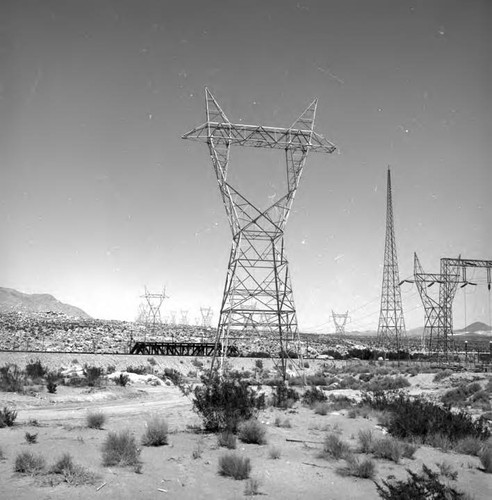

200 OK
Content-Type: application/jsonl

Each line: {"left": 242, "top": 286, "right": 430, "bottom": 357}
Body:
{"left": 147, "top": 357, "right": 157, "bottom": 366}
{"left": 115, "top": 373, "right": 130, "bottom": 387}
{"left": 401, "top": 442, "right": 418, "bottom": 459}
{"left": 86, "top": 411, "right": 106, "bottom": 429}
{"left": 362, "top": 391, "right": 490, "bottom": 443}
{"left": 0, "top": 406, "right": 18, "bottom": 427}
{"left": 313, "top": 402, "right": 330, "bottom": 415}
{"left": 319, "top": 433, "right": 351, "bottom": 460}
{"left": 141, "top": 416, "right": 169, "bottom": 446}
{"left": 376, "top": 464, "right": 469, "bottom": 499}
{"left": 365, "top": 375, "right": 410, "bottom": 392}
{"left": 441, "top": 382, "right": 482, "bottom": 406}
{"left": 305, "top": 375, "right": 328, "bottom": 386}
{"left": 340, "top": 454, "right": 376, "bottom": 479}
{"left": 425, "top": 432, "right": 453, "bottom": 452}
{"left": 192, "top": 358, "right": 204, "bottom": 369}
{"left": 49, "top": 452, "right": 99, "bottom": 486}
{"left": 24, "top": 432, "right": 38, "bottom": 444}
{"left": 164, "top": 367, "right": 182, "bottom": 385}
{"left": 244, "top": 477, "right": 261, "bottom": 496}
{"left": 454, "top": 436, "right": 484, "bottom": 456}
{"left": 302, "top": 387, "right": 327, "bottom": 406}
{"left": 274, "top": 416, "right": 291, "bottom": 428}
{"left": 14, "top": 451, "right": 46, "bottom": 474}
{"left": 192, "top": 442, "right": 203, "bottom": 459}
{"left": 372, "top": 437, "right": 402, "bottom": 463}
{"left": 25, "top": 359, "right": 46, "bottom": 379}
{"left": 218, "top": 452, "right": 251, "bottom": 480}
{"left": 238, "top": 419, "right": 267, "bottom": 445}
{"left": 83, "top": 365, "right": 103, "bottom": 387}
{"left": 126, "top": 365, "right": 147, "bottom": 375}
{"left": 338, "top": 376, "right": 361, "bottom": 390}
{"left": 359, "top": 372, "right": 374, "bottom": 383}
{"left": 187, "top": 370, "right": 198, "bottom": 378}
{"left": 0, "top": 446, "right": 4, "bottom": 460}
{"left": 190, "top": 374, "right": 265, "bottom": 432}
{"left": 218, "top": 431, "right": 237, "bottom": 449}
{"left": 479, "top": 445, "right": 492, "bottom": 473}
{"left": 106, "top": 365, "right": 116, "bottom": 374}
{"left": 45, "top": 371, "right": 58, "bottom": 394}
{"left": 433, "top": 369, "right": 453, "bottom": 382}
{"left": 254, "top": 359, "right": 263, "bottom": 371}
{"left": 437, "top": 461, "right": 458, "bottom": 480}
{"left": 357, "top": 429, "right": 374, "bottom": 453}
{"left": 328, "top": 395, "right": 354, "bottom": 411}
{"left": 102, "top": 430, "right": 141, "bottom": 467}
{"left": 0, "top": 363, "right": 24, "bottom": 392}
{"left": 268, "top": 445, "right": 281, "bottom": 459}
{"left": 271, "top": 382, "right": 299, "bottom": 409}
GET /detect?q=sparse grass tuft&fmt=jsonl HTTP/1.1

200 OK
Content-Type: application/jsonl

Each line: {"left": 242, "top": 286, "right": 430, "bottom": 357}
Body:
{"left": 14, "top": 451, "right": 46, "bottom": 474}
{"left": 218, "top": 452, "right": 251, "bottom": 480}
{"left": 218, "top": 431, "right": 237, "bottom": 449}
{"left": 102, "top": 430, "right": 141, "bottom": 467}
{"left": 313, "top": 402, "right": 330, "bottom": 415}
{"left": 454, "top": 436, "right": 484, "bottom": 456}
{"left": 319, "top": 433, "right": 351, "bottom": 460}
{"left": 141, "top": 416, "right": 169, "bottom": 447}
{"left": 238, "top": 419, "right": 267, "bottom": 445}
{"left": 48, "top": 452, "right": 100, "bottom": 486}
{"left": 372, "top": 437, "right": 402, "bottom": 463}
{"left": 86, "top": 411, "right": 106, "bottom": 429}
{"left": 339, "top": 454, "right": 376, "bottom": 479}
{"left": 244, "top": 477, "right": 261, "bottom": 496}
{"left": 357, "top": 429, "right": 374, "bottom": 453}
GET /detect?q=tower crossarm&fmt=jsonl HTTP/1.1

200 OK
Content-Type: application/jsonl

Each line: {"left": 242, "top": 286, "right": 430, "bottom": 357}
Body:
{"left": 441, "top": 258, "right": 492, "bottom": 271}
{"left": 182, "top": 123, "right": 336, "bottom": 153}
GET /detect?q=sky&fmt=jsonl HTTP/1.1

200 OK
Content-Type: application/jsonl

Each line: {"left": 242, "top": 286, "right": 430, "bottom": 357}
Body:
{"left": 0, "top": 0, "right": 491, "bottom": 332}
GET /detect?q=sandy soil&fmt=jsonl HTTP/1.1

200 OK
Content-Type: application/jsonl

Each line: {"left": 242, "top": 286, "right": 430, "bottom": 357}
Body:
{"left": 0, "top": 368, "right": 491, "bottom": 499}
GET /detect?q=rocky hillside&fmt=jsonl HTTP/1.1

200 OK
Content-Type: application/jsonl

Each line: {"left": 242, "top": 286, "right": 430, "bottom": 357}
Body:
{"left": 0, "top": 287, "right": 91, "bottom": 319}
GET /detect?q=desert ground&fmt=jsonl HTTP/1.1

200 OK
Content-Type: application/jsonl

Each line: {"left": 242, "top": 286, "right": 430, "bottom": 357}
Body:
{"left": 0, "top": 355, "right": 491, "bottom": 500}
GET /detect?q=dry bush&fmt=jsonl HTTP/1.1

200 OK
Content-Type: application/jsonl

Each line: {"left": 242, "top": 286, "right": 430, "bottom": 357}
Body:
{"left": 244, "top": 477, "right": 261, "bottom": 496}
{"left": 454, "top": 436, "right": 483, "bottom": 456}
{"left": 86, "top": 411, "right": 106, "bottom": 429}
{"left": 218, "top": 452, "right": 251, "bottom": 480}
{"left": 24, "top": 432, "right": 38, "bottom": 444}
{"left": 218, "top": 431, "right": 237, "bottom": 449}
{"left": 102, "top": 430, "right": 141, "bottom": 467}
{"left": 48, "top": 452, "right": 99, "bottom": 486}
{"left": 14, "top": 451, "right": 46, "bottom": 474}
{"left": 268, "top": 445, "right": 281, "bottom": 459}
{"left": 319, "top": 433, "right": 351, "bottom": 460}
{"left": 238, "top": 419, "right": 267, "bottom": 445}
{"left": 401, "top": 441, "right": 418, "bottom": 459}
{"left": 141, "top": 416, "right": 169, "bottom": 446}
{"left": 0, "top": 406, "right": 18, "bottom": 428}
{"left": 372, "top": 437, "right": 402, "bottom": 463}
{"left": 357, "top": 429, "right": 374, "bottom": 453}
{"left": 313, "top": 402, "right": 330, "bottom": 415}
{"left": 339, "top": 454, "right": 376, "bottom": 479}
{"left": 437, "top": 460, "right": 458, "bottom": 480}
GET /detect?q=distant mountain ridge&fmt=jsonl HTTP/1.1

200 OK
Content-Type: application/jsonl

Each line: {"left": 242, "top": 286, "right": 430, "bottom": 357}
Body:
{"left": 0, "top": 287, "right": 91, "bottom": 319}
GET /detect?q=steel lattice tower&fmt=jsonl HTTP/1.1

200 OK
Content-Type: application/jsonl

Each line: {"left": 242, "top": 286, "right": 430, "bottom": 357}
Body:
{"left": 140, "top": 286, "right": 168, "bottom": 341}
{"left": 331, "top": 310, "right": 350, "bottom": 336}
{"left": 377, "top": 168, "right": 406, "bottom": 351}
{"left": 183, "top": 89, "right": 336, "bottom": 377}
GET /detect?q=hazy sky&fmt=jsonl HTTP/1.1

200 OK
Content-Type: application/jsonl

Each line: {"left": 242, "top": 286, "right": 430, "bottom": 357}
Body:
{"left": 1, "top": 0, "right": 490, "bottom": 332}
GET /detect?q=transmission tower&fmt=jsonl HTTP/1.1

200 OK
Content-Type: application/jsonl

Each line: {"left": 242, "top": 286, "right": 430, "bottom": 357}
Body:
{"left": 200, "top": 307, "right": 213, "bottom": 328}
{"left": 410, "top": 254, "right": 492, "bottom": 359}
{"left": 140, "top": 286, "right": 168, "bottom": 341}
{"left": 183, "top": 89, "right": 336, "bottom": 379}
{"left": 377, "top": 168, "right": 406, "bottom": 351}
{"left": 170, "top": 310, "right": 177, "bottom": 325}
{"left": 180, "top": 310, "right": 188, "bottom": 325}
{"left": 331, "top": 310, "right": 350, "bottom": 336}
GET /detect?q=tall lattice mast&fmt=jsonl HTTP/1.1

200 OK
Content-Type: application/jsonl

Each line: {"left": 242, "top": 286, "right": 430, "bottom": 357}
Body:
{"left": 377, "top": 168, "right": 406, "bottom": 351}
{"left": 183, "top": 89, "right": 336, "bottom": 379}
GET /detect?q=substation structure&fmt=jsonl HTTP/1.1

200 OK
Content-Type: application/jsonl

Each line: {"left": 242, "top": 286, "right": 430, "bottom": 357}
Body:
{"left": 183, "top": 89, "right": 336, "bottom": 378}
{"left": 410, "top": 254, "right": 492, "bottom": 360}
